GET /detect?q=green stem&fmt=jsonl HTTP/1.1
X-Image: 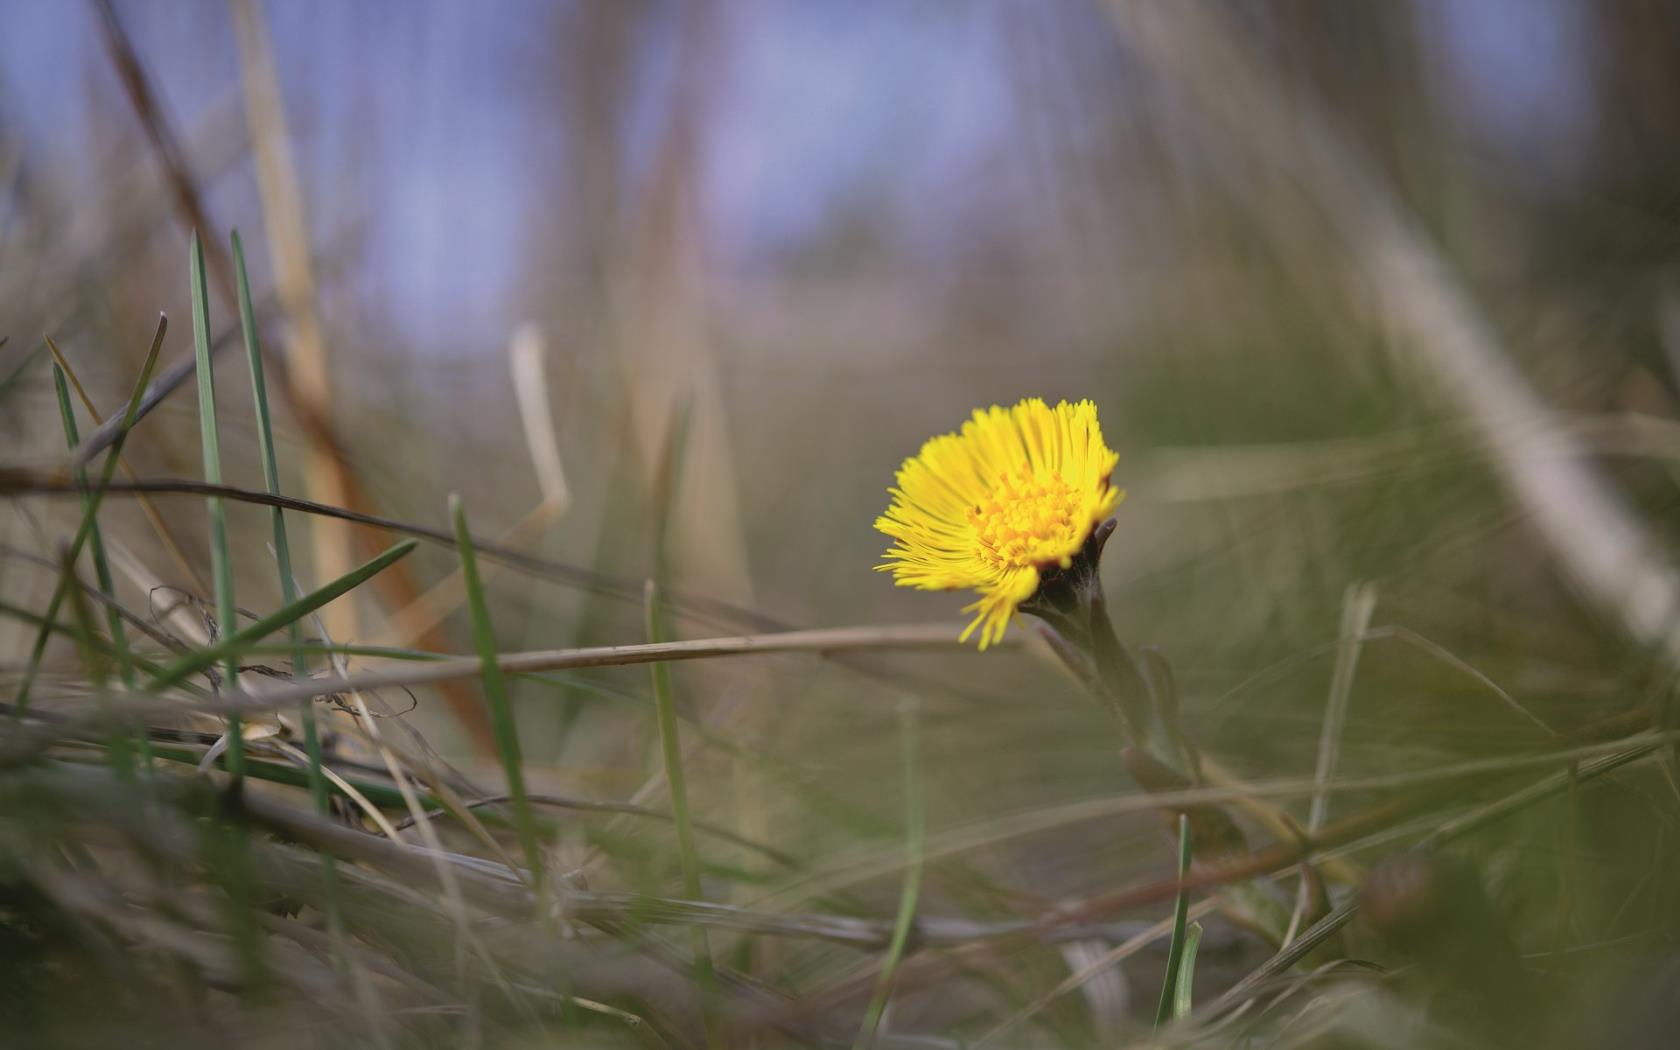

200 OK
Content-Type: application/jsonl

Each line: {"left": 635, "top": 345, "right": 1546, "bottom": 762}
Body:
{"left": 232, "top": 227, "right": 348, "bottom": 960}
{"left": 646, "top": 580, "right": 718, "bottom": 1047}
{"left": 853, "top": 700, "right": 925, "bottom": 1050}
{"left": 141, "top": 539, "right": 417, "bottom": 694}
{"left": 189, "top": 232, "right": 243, "bottom": 780}
{"left": 1155, "top": 812, "right": 1194, "bottom": 1029}
{"left": 451, "top": 494, "right": 544, "bottom": 888}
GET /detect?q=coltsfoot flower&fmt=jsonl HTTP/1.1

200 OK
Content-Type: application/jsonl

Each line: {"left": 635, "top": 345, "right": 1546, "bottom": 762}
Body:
{"left": 875, "top": 398, "right": 1124, "bottom": 649}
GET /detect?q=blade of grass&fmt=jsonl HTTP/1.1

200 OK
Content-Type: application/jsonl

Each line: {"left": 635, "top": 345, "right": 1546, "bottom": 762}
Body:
{"left": 1172, "top": 921, "right": 1203, "bottom": 1021}
{"left": 13, "top": 317, "right": 166, "bottom": 714}
{"left": 450, "top": 494, "right": 543, "bottom": 886}
{"left": 44, "top": 336, "right": 208, "bottom": 596}
{"left": 50, "top": 363, "right": 135, "bottom": 694}
{"left": 187, "top": 229, "right": 266, "bottom": 990}
{"left": 52, "top": 362, "right": 145, "bottom": 775}
{"left": 852, "top": 700, "right": 925, "bottom": 1050}
{"left": 234, "top": 226, "right": 348, "bottom": 960}
{"left": 141, "top": 538, "right": 418, "bottom": 694}
{"left": 190, "top": 230, "right": 244, "bottom": 778}
{"left": 646, "top": 579, "right": 718, "bottom": 1047}
{"left": 1308, "top": 582, "right": 1378, "bottom": 833}
{"left": 1154, "top": 812, "right": 1194, "bottom": 1030}
{"left": 234, "top": 227, "right": 325, "bottom": 805}
{"left": 1285, "top": 580, "right": 1377, "bottom": 944}
{"left": 228, "top": 0, "right": 361, "bottom": 653}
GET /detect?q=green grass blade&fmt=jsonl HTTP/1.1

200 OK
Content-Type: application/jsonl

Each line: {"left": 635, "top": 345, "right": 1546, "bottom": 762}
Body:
{"left": 190, "top": 231, "right": 245, "bottom": 778}
{"left": 142, "top": 538, "right": 418, "bottom": 694}
{"left": 1172, "top": 921, "right": 1203, "bottom": 1021}
{"left": 450, "top": 493, "right": 543, "bottom": 886}
{"left": 14, "top": 317, "right": 166, "bottom": 714}
{"left": 1155, "top": 812, "right": 1194, "bottom": 1030}
{"left": 853, "top": 700, "right": 925, "bottom": 1050}
{"left": 49, "top": 360, "right": 138, "bottom": 691}
{"left": 53, "top": 363, "right": 143, "bottom": 777}
{"left": 233, "top": 228, "right": 348, "bottom": 959}
{"left": 188, "top": 231, "right": 265, "bottom": 989}
{"left": 234, "top": 228, "right": 332, "bottom": 813}
{"left": 646, "top": 579, "right": 719, "bottom": 1046}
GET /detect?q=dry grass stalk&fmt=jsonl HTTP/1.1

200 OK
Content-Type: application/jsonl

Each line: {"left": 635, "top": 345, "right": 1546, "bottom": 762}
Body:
{"left": 229, "top": 0, "right": 359, "bottom": 643}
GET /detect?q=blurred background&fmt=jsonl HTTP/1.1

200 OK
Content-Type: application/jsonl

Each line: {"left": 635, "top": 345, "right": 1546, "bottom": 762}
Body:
{"left": 6, "top": 1, "right": 1680, "bottom": 1045}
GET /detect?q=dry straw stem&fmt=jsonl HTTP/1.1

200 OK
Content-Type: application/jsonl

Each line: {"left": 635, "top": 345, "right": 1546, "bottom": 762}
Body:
{"left": 370, "top": 323, "right": 570, "bottom": 649}
{"left": 1307, "top": 583, "right": 1379, "bottom": 828}
{"left": 221, "top": 622, "right": 1013, "bottom": 711}
{"left": 614, "top": 1, "right": 754, "bottom": 609}
{"left": 508, "top": 323, "right": 571, "bottom": 513}
{"left": 1104, "top": 0, "right": 1680, "bottom": 661}
{"left": 230, "top": 0, "right": 357, "bottom": 643}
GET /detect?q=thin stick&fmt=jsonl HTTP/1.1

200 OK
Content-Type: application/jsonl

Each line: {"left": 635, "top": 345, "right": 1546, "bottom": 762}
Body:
{"left": 204, "top": 622, "right": 1005, "bottom": 711}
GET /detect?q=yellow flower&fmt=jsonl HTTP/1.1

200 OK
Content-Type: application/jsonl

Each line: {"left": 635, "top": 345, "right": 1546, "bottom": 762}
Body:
{"left": 875, "top": 398, "right": 1124, "bottom": 649}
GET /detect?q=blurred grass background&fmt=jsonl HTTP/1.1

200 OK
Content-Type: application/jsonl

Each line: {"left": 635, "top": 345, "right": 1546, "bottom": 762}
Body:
{"left": 4, "top": 1, "right": 1680, "bottom": 1047}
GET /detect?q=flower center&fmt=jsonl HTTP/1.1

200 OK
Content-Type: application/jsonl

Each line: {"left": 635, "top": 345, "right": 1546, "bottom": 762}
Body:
{"left": 968, "top": 465, "right": 1083, "bottom": 571}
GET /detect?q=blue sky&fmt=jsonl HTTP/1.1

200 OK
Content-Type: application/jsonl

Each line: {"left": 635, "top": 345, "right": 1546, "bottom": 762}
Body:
{"left": 1, "top": 0, "right": 1594, "bottom": 349}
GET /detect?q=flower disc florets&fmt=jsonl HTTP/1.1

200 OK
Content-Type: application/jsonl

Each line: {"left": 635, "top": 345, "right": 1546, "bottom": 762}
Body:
{"left": 875, "top": 398, "right": 1124, "bottom": 648}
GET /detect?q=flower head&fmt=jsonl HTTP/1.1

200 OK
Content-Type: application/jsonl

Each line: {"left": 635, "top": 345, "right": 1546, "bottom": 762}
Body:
{"left": 875, "top": 398, "right": 1124, "bottom": 649}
